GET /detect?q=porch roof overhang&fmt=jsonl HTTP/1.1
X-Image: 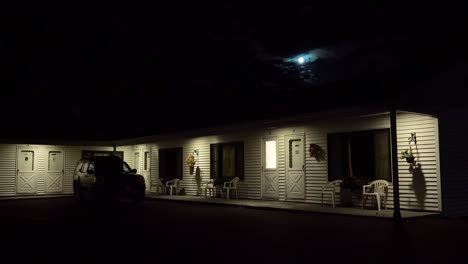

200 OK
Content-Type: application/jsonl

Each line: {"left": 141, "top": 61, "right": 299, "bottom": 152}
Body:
{"left": 112, "top": 105, "right": 437, "bottom": 146}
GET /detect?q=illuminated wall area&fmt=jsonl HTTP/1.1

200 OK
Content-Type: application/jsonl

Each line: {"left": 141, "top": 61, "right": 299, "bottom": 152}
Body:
{"left": 114, "top": 111, "right": 441, "bottom": 212}
{"left": 0, "top": 110, "right": 443, "bottom": 214}
{"left": 0, "top": 144, "right": 113, "bottom": 197}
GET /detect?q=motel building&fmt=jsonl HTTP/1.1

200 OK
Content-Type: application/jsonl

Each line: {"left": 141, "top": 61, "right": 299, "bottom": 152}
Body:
{"left": 1, "top": 106, "right": 468, "bottom": 218}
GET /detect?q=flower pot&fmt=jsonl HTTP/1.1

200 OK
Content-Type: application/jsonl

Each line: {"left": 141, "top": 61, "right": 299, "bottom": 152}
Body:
{"left": 189, "top": 165, "right": 194, "bottom": 175}
{"left": 406, "top": 157, "right": 415, "bottom": 164}
{"left": 340, "top": 189, "right": 353, "bottom": 207}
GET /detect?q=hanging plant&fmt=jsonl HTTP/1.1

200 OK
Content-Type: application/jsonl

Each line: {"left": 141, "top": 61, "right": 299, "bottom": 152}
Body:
{"left": 309, "top": 144, "right": 326, "bottom": 162}
{"left": 399, "top": 147, "right": 415, "bottom": 164}
{"left": 185, "top": 154, "right": 197, "bottom": 174}
{"left": 185, "top": 154, "right": 196, "bottom": 167}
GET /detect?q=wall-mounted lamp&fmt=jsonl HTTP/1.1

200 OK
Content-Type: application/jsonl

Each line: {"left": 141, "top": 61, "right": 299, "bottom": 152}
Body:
{"left": 408, "top": 133, "right": 417, "bottom": 145}
{"left": 194, "top": 149, "right": 199, "bottom": 156}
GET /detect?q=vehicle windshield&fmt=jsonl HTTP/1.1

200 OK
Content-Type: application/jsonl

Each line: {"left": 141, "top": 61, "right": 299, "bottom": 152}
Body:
{"left": 123, "top": 162, "right": 132, "bottom": 173}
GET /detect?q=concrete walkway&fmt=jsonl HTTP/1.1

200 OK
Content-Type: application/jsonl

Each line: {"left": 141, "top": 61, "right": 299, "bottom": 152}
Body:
{"left": 0, "top": 194, "right": 441, "bottom": 219}
{"left": 0, "top": 194, "right": 72, "bottom": 200}
{"left": 146, "top": 194, "right": 440, "bottom": 219}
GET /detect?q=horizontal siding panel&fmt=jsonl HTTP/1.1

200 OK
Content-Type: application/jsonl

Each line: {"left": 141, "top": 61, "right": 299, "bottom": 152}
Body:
{"left": 1, "top": 112, "right": 445, "bottom": 213}
{"left": 0, "top": 145, "right": 17, "bottom": 196}
{"left": 0, "top": 144, "right": 112, "bottom": 197}
{"left": 302, "top": 112, "right": 440, "bottom": 212}
{"left": 36, "top": 149, "right": 46, "bottom": 195}
{"left": 64, "top": 147, "right": 82, "bottom": 195}
{"left": 397, "top": 113, "right": 439, "bottom": 211}
{"left": 0, "top": 111, "right": 440, "bottom": 214}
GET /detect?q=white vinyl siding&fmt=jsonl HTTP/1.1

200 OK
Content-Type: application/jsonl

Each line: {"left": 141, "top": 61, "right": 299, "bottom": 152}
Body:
{"left": 117, "top": 145, "right": 135, "bottom": 168}
{"left": 0, "top": 145, "right": 112, "bottom": 197}
{"left": 293, "top": 112, "right": 439, "bottom": 211}
{"left": 150, "top": 146, "right": 158, "bottom": 193}
{"left": 121, "top": 134, "right": 262, "bottom": 199}
{"left": 0, "top": 144, "right": 17, "bottom": 196}
{"left": 396, "top": 113, "right": 440, "bottom": 211}
{"left": 117, "top": 145, "right": 152, "bottom": 191}
{"left": 118, "top": 111, "right": 440, "bottom": 211}
{"left": 0, "top": 110, "right": 441, "bottom": 213}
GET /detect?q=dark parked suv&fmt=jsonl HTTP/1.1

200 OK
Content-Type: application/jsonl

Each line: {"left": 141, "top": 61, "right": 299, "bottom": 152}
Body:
{"left": 73, "top": 155, "right": 146, "bottom": 202}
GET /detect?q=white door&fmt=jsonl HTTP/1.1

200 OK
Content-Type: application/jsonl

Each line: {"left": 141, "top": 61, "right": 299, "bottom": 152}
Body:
{"left": 262, "top": 138, "right": 279, "bottom": 200}
{"left": 46, "top": 150, "right": 64, "bottom": 193}
{"left": 285, "top": 134, "right": 305, "bottom": 200}
{"left": 134, "top": 152, "right": 140, "bottom": 172}
{"left": 17, "top": 148, "right": 37, "bottom": 194}
{"left": 142, "top": 150, "right": 151, "bottom": 192}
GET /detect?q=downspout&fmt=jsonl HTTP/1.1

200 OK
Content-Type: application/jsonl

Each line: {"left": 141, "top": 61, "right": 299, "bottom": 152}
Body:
{"left": 390, "top": 109, "right": 402, "bottom": 222}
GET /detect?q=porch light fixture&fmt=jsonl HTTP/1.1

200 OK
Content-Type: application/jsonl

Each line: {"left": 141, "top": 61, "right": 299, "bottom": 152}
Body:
{"left": 298, "top": 57, "right": 305, "bottom": 64}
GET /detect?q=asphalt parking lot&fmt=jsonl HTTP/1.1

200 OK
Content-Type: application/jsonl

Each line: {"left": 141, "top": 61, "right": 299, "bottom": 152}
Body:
{"left": 1, "top": 198, "right": 467, "bottom": 263}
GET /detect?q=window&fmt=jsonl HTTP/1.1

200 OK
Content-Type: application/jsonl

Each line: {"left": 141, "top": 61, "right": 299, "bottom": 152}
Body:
{"left": 265, "top": 140, "right": 277, "bottom": 169}
{"left": 210, "top": 142, "right": 244, "bottom": 181}
{"left": 123, "top": 162, "right": 132, "bottom": 173}
{"left": 80, "top": 162, "right": 89, "bottom": 173}
{"left": 20, "top": 151, "right": 34, "bottom": 171}
{"left": 75, "top": 161, "right": 83, "bottom": 172}
{"left": 159, "top": 148, "right": 183, "bottom": 180}
{"left": 327, "top": 129, "right": 391, "bottom": 182}
{"left": 144, "top": 151, "right": 150, "bottom": 171}
{"left": 289, "top": 139, "right": 303, "bottom": 169}
{"left": 48, "top": 151, "right": 62, "bottom": 172}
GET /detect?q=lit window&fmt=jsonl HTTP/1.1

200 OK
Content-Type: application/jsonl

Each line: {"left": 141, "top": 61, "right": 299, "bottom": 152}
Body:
{"left": 265, "top": 140, "right": 277, "bottom": 169}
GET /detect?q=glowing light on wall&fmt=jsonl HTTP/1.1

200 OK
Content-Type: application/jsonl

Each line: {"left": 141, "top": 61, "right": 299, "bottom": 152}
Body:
{"left": 298, "top": 57, "right": 305, "bottom": 64}
{"left": 265, "top": 140, "right": 277, "bottom": 169}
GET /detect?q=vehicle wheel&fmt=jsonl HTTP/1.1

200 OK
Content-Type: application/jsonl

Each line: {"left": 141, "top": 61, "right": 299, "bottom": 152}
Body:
{"left": 73, "top": 182, "right": 83, "bottom": 201}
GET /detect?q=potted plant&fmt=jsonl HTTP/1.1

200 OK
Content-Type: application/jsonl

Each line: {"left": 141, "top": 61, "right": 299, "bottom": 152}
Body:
{"left": 340, "top": 177, "right": 357, "bottom": 207}
{"left": 399, "top": 148, "right": 415, "bottom": 164}
{"left": 185, "top": 154, "right": 197, "bottom": 174}
{"left": 308, "top": 144, "right": 327, "bottom": 162}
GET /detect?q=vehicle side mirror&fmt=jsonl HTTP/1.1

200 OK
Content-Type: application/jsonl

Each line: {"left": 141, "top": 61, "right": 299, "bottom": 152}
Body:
{"left": 87, "top": 168, "right": 95, "bottom": 174}
{"left": 131, "top": 169, "right": 137, "bottom": 173}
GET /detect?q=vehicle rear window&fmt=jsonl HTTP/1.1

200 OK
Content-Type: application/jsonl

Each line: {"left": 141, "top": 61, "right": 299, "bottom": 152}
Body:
{"left": 75, "top": 161, "right": 83, "bottom": 172}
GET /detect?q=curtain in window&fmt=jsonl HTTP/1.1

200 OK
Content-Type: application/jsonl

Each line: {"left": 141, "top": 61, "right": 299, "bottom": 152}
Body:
{"left": 222, "top": 144, "right": 236, "bottom": 178}
{"left": 328, "top": 130, "right": 390, "bottom": 182}
{"left": 374, "top": 130, "right": 391, "bottom": 181}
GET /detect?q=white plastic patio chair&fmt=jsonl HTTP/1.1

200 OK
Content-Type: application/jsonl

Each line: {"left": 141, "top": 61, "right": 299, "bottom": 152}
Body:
{"left": 361, "top": 179, "right": 389, "bottom": 211}
{"left": 321, "top": 180, "right": 343, "bottom": 207}
{"left": 151, "top": 179, "right": 166, "bottom": 194}
{"left": 165, "top": 179, "right": 180, "bottom": 196}
{"left": 222, "top": 177, "right": 239, "bottom": 199}
{"left": 201, "top": 179, "right": 215, "bottom": 197}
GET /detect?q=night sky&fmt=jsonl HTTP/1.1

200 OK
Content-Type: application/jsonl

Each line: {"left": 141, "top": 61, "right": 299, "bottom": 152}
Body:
{"left": 4, "top": 0, "right": 467, "bottom": 141}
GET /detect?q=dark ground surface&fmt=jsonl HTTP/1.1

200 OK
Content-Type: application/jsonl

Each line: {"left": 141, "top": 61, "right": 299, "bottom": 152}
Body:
{"left": 1, "top": 198, "right": 467, "bottom": 263}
